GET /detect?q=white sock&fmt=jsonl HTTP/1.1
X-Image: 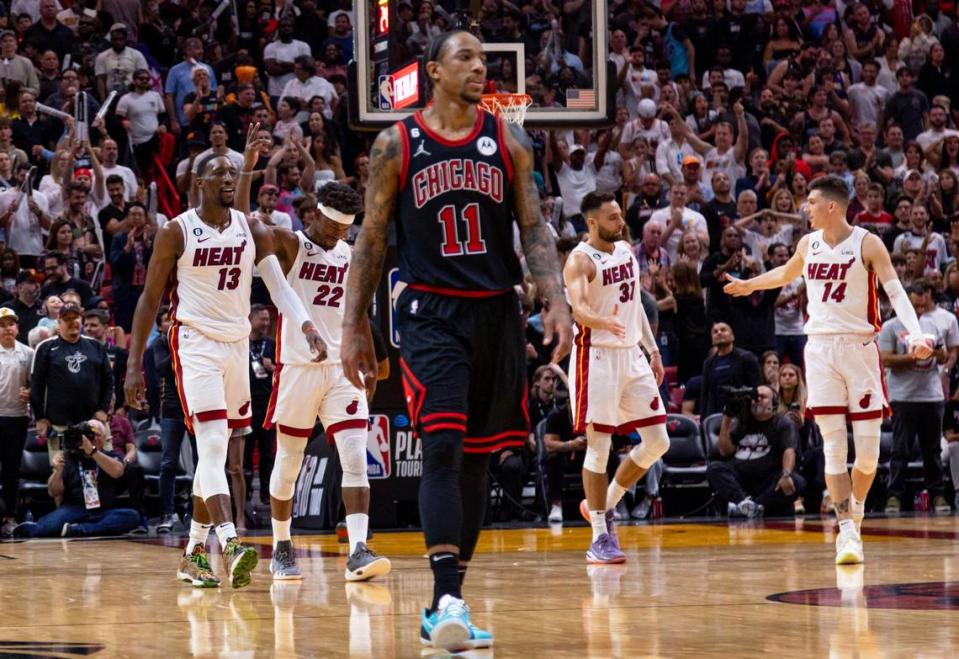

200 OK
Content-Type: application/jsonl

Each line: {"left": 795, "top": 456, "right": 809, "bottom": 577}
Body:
{"left": 215, "top": 522, "right": 237, "bottom": 550}
{"left": 838, "top": 518, "right": 857, "bottom": 536}
{"left": 851, "top": 495, "right": 865, "bottom": 519}
{"left": 272, "top": 517, "right": 291, "bottom": 546}
{"left": 949, "top": 443, "right": 959, "bottom": 489}
{"left": 589, "top": 510, "right": 606, "bottom": 542}
{"left": 346, "top": 513, "right": 368, "bottom": 554}
{"left": 186, "top": 520, "right": 212, "bottom": 554}
{"left": 606, "top": 480, "right": 627, "bottom": 512}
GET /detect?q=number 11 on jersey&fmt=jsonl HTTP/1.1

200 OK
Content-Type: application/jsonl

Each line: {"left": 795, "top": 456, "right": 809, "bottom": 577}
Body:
{"left": 437, "top": 203, "right": 487, "bottom": 256}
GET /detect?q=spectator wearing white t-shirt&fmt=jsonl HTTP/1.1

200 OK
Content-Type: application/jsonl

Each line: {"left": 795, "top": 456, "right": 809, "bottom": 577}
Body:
{"left": 115, "top": 69, "right": 165, "bottom": 175}
{"left": 94, "top": 24, "right": 148, "bottom": 100}
{"left": 264, "top": 18, "right": 311, "bottom": 100}
{"left": 619, "top": 47, "right": 657, "bottom": 117}
{"left": 702, "top": 106, "right": 749, "bottom": 195}
{"left": 95, "top": 139, "right": 138, "bottom": 208}
{"left": 280, "top": 55, "right": 337, "bottom": 121}
{"left": 591, "top": 130, "right": 624, "bottom": 196}
{"left": 893, "top": 204, "right": 949, "bottom": 275}
{"left": 655, "top": 109, "right": 709, "bottom": 188}
{"left": 646, "top": 182, "right": 709, "bottom": 262}
{"left": 621, "top": 99, "right": 670, "bottom": 152}
{"left": 549, "top": 136, "right": 596, "bottom": 228}
{"left": 251, "top": 185, "right": 293, "bottom": 230}
{"left": 188, "top": 124, "right": 244, "bottom": 206}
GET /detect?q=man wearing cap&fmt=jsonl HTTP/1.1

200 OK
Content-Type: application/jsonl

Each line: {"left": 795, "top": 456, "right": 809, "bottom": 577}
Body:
{"left": 680, "top": 154, "right": 712, "bottom": 207}
{"left": 0, "top": 306, "right": 32, "bottom": 537}
{"left": 22, "top": 0, "right": 75, "bottom": 60}
{"left": 94, "top": 24, "right": 148, "bottom": 100}
{"left": 0, "top": 29, "right": 38, "bottom": 90}
{"left": 621, "top": 98, "right": 670, "bottom": 151}
{"left": 1, "top": 271, "right": 41, "bottom": 342}
{"left": 30, "top": 302, "right": 114, "bottom": 460}
{"left": 549, "top": 135, "right": 596, "bottom": 231}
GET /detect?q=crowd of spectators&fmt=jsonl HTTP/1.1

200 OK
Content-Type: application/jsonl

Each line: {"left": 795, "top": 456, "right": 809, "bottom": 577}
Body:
{"left": 3, "top": 0, "right": 959, "bottom": 534}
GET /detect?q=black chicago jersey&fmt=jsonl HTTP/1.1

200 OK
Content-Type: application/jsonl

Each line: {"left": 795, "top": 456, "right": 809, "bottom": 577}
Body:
{"left": 395, "top": 109, "right": 522, "bottom": 292}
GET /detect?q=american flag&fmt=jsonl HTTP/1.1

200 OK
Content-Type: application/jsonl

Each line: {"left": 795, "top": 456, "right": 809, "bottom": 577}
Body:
{"left": 566, "top": 89, "right": 596, "bottom": 109}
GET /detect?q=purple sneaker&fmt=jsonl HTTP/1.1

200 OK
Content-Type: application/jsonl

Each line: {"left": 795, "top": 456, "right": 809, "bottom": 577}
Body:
{"left": 586, "top": 533, "right": 627, "bottom": 564}
{"left": 605, "top": 510, "right": 621, "bottom": 550}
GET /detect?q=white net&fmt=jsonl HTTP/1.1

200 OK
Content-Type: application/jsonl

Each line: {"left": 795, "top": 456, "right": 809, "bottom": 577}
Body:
{"left": 480, "top": 94, "right": 533, "bottom": 126}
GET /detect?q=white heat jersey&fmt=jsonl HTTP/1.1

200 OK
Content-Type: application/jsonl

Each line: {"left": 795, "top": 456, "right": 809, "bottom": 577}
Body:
{"left": 570, "top": 240, "right": 643, "bottom": 348}
{"left": 169, "top": 208, "right": 255, "bottom": 342}
{"left": 277, "top": 231, "right": 350, "bottom": 365}
{"left": 803, "top": 226, "right": 881, "bottom": 337}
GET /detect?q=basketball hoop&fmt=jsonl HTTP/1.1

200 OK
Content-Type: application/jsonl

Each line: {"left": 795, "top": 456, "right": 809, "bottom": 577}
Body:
{"left": 480, "top": 93, "right": 533, "bottom": 126}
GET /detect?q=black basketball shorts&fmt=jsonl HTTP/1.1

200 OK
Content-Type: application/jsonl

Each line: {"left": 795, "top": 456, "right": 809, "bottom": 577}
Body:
{"left": 396, "top": 286, "right": 529, "bottom": 454}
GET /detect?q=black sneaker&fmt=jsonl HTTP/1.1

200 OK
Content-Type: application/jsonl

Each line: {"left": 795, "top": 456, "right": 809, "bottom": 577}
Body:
{"left": 344, "top": 542, "right": 391, "bottom": 582}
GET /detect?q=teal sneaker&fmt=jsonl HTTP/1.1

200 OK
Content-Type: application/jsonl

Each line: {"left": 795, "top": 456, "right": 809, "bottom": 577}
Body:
{"left": 419, "top": 595, "right": 493, "bottom": 651}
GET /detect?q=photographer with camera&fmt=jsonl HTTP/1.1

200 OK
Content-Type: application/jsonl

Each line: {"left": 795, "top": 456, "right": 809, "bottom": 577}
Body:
{"left": 30, "top": 302, "right": 114, "bottom": 460}
{"left": 707, "top": 385, "right": 805, "bottom": 518}
{"left": 13, "top": 420, "right": 140, "bottom": 538}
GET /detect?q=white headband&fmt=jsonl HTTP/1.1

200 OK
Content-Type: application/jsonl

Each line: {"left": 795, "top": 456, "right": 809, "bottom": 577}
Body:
{"left": 319, "top": 203, "right": 356, "bottom": 225}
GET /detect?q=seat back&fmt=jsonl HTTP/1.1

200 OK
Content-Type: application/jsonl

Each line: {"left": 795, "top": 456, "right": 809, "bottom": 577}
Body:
{"left": 19, "top": 447, "right": 51, "bottom": 481}
{"left": 662, "top": 414, "right": 706, "bottom": 466}
{"left": 134, "top": 428, "right": 164, "bottom": 477}
{"left": 702, "top": 413, "right": 723, "bottom": 460}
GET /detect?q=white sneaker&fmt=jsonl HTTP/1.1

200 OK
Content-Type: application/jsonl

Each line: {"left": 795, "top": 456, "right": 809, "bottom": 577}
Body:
{"left": 548, "top": 504, "right": 563, "bottom": 523}
{"left": 835, "top": 529, "right": 864, "bottom": 565}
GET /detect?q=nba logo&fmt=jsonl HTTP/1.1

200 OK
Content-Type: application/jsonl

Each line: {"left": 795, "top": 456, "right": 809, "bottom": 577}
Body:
{"left": 366, "top": 415, "right": 391, "bottom": 479}
{"left": 378, "top": 75, "right": 394, "bottom": 110}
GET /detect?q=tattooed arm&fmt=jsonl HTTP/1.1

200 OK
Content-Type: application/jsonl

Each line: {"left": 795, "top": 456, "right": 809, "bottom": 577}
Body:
{"left": 341, "top": 125, "right": 401, "bottom": 394}
{"left": 503, "top": 122, "right": 572, "bottom": 363}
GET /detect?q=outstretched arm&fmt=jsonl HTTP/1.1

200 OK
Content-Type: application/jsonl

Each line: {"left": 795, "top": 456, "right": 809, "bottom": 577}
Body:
{"left": 124, "top": 222, "right": 183, "bottom": 408}
{"left": 342, "top": 125, "right": 401, "bottom": 394}
{"left": 864, "top": 233, "right": 933, "bottom": 359}
{"left": 236, "top": 122, "right": 271, "bottom": 215}
{"left": 251, "top": 216, "right": 326, "bottom": 361}
{"left": 724, "top": 234, "right": 809, "bottom": 296}
{"left": 505, "top": 122, "right": 572, "bottom": 363}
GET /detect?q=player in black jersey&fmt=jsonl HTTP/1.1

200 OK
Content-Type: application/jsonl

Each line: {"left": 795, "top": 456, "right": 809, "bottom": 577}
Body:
{"left": 342, "top": 30, "right": 572, "bottom": 652}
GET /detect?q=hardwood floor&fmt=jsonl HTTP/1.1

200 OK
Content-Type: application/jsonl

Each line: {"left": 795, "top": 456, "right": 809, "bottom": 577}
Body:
{"left": 2, "top": 516, "right": 958, "bottom": 657}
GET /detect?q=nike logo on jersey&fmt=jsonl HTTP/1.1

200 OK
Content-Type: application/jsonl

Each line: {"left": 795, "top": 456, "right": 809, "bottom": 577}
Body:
{"left": 413, "top": 141, "right": 431, "bottom": 158}
{"left": 197, "top": 236, "right": 212, "bottom": 243}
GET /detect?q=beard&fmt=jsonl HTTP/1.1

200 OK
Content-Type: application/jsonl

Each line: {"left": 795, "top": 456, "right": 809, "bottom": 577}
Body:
{"left": 598, "top": 226, "right": 623, "bottom": 242}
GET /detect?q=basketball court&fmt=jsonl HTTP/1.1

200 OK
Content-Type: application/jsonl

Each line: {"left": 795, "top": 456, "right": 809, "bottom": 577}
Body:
{"left": 3, "top": 516, "right": 959, "bottom": 657}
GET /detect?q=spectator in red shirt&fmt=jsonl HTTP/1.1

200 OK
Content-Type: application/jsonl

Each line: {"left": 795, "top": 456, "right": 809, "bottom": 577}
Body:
{"left": 854, "top": 182, "right": 895, "bottom": 231}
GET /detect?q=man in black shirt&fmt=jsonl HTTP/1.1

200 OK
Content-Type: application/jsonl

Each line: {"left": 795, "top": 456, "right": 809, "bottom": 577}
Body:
{"left": 23, "top": 0, "right": 75, "bottom": 60}
{"left": 30, "top": 303, "right": 113, "bottom": 458}
{"left": 13, "top": 419, "right": 139, "bottom": 538}
{"left": 707, "top": 385, "right": 805, "bottom": 517}
{"left": 244, "top": 304, "right": 276, "bottom": 505}
{"left": 701, "top": 172, "right": 739, "bottom": 250}
{"left": 700, "top": 322, "right": 762, "bottom": 416}
{"left": 39, "top": 252, "right": 94, "bottom": 306}
{"left": 0, "top": 271, "right": 42, "bottom": 343}
{"left": 883, "top": 68, "right": 929, "bottom": 142}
